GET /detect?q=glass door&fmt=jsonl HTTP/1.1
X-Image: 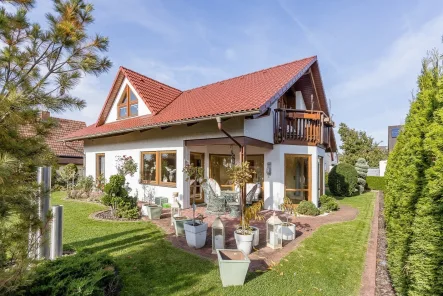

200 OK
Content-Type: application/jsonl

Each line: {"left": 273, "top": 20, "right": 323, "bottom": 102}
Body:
{"left": 190, "top": 152, "right": 205, "bottom": 204}
{"left": 209, "top": 154, "right": 235, "bottom": 191}
{"left": 318, "top": 156, "right": 324, "bottom": 197}
{"left": 284, "top": 154, "right": 311, "bottom": 203}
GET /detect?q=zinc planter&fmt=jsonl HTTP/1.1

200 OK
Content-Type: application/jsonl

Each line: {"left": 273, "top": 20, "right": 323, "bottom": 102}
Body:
{"left": 173, "top": 216, "right": 192, "bottom": 237}
{"left": 250, "top": 226, "right": 259, "bottom": 247}
{"left": 217, "top": 249, "right": 251, "bottom": 287}
{"left": 184, "top": 221, "right": 208, "bottom": 249}
{"left": 234, "top": 230, "right": 254, "bottom": 255}
{"left": 142, "top": 204, "right": 162, "bottom": 220}
{"left": 281, "top": 222, "right": 296, "bottom": 241}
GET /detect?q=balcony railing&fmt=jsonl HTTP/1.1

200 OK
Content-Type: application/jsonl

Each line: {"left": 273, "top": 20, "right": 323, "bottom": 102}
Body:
{"left": 273, "top": 109, "right": 333, "bottom": 146}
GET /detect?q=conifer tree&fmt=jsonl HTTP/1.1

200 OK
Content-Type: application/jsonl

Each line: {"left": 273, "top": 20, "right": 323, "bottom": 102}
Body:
{"left": 354, "top": 158, "right": 368, "bottom": 194}
{"left": 384, "top": 51, "right": 441, "bottom": 295}
{"left": 0, "top": 0, "right": 111, "bottom": 291}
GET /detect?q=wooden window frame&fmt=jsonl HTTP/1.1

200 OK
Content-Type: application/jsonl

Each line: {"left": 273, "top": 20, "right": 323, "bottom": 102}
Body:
{"left": 140, "top": 150, "right": 177, "bottom": 187}
{"left": 95, "top": 153, "right": 105, "bottom": 184}
{"left": 117, "top": 85, "right": 138, "bottom": 119}
{"left": 284, "top": 154, "right": 312, "bottom": 202}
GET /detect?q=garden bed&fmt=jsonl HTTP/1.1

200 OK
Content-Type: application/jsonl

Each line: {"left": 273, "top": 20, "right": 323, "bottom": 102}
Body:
{"left": 375, "top": 192, "right": 395, "bottom": 296}
{"left": 91, "top": 209, "right": 141, "bottom": 222}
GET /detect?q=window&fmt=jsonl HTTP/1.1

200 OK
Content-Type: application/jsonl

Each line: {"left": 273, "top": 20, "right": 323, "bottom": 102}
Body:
{"left": 118, "top": 85, "right": 138, "bottom": 119}
{"left": 140, "top": 151, "right": 177, "bottom": 186}
{"left": 246, "top": 155, "right": 264, "bottom": 183}
{"left": 209, "top": 154, "right": 234, "bottom": 191}
{"left": 96, "top": 153, "right": 105, "bottom": 184}
{"left": 285, "top": 154, "right": 311, "bottom": 203}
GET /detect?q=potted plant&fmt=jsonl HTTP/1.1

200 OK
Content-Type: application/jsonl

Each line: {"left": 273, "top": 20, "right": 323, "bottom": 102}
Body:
{"left": 216, "top": 249, "right": 251, "bottom": 287}
{"left": 140, "top": 184, "right": 162, "bottom": 220}
{"left": 280, "top": 197, "right": 296, "bottom": 241}
{"left": 183, "top": 163, "right": 208, "bottom": 248}
{"left": 172, "top": 216, "right": 192, "bottom": 236}
{"left": 228, "top": 162, "right": 262, "bottom": 255}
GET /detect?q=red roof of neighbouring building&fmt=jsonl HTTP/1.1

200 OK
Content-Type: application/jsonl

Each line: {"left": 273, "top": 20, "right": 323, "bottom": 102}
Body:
{"left": 21, "top": 113, "right": 86, "bottom": 158}
{"left": 64, "top": 56, "right": 319, "bottom": 141}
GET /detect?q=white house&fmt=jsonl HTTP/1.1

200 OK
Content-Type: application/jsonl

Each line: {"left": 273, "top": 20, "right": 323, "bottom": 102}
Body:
{"left": 63, "top": 56, "right": 337, "bottom": 209}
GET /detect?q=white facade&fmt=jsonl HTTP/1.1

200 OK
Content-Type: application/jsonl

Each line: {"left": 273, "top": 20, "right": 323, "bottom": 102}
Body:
{"left": 84, "top": 113, "right": 328, "bottom": 209}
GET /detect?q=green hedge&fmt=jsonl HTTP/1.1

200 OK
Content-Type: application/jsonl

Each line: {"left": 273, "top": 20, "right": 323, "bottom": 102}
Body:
{"left": 366, "top": 176, "right": 385, "bottom": 191}
{"left": 328, "top": 163, "right": 358, "bottom": 197}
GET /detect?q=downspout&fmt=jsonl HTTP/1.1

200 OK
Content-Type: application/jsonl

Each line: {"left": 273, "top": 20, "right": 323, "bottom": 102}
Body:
{"left": 216, "top": 117, "right": 246, "bottom": 227}
{"left": 63, "top": 141, "right": 86, "bottom": 176}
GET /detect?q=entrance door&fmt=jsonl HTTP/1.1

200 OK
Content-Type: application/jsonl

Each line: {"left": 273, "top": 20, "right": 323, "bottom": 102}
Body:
{"left": 190, "top": 152, "right": 205, "bottom": 204}
{"left": 284, "top": 154, "right": 311, "bottom": 203}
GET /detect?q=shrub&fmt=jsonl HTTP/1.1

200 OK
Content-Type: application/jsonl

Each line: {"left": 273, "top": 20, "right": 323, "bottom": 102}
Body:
{"left": 101, "top": 174, "right": 139, "bottom": 219}
{"left": 366, "top": 176, "right": 385, "bottom": 191}
{"left": 319, "top": 195, "right": 339, "bottom": 212}
{"left": 296, "top": 201, "right": 320, "bottom": 216}
{"left": 354, "top": 158, "right": 369, "bottom": 194}
{"left": 17, "top": 252, "right": 121, "bottom": 295}
{"left": 76, "top": 175, "right": 94, "bottom": 196}
{"left": 328, "top": 163, "right": 358, "bottom": 197}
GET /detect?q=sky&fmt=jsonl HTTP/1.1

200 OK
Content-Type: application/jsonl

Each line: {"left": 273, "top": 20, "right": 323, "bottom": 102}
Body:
{"left": 29, "top": 0, "right": 443, "bottom": 146}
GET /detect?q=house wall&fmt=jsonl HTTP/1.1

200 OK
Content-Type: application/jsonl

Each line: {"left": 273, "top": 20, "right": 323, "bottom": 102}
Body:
{"left": 105, "top": 78, "right": 151, "bottom": 124}
{"left": 84, "top": 117, "right": 244, "bottom": 208}
{"left": 243, "top": 101, "right": 276, "bottom": 144}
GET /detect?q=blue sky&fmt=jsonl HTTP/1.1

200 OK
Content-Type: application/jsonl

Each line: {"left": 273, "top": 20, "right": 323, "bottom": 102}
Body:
{"left": 31, "top": 0, "right": 443, "bottom": 145}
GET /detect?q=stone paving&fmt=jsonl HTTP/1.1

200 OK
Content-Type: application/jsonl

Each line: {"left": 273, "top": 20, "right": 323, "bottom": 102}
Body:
{"left": 146, "top": 204, "right": 359, "bottom": 271}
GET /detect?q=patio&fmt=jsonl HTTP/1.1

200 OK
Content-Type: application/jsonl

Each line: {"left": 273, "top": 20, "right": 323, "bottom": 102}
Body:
{"left": 147, "top": 204, "right": 358, "bottom": 271}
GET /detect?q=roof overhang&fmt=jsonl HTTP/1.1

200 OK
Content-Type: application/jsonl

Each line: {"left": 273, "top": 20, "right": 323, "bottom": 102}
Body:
{"left": 62, "top": 109, "right": 260, "bottom": 142}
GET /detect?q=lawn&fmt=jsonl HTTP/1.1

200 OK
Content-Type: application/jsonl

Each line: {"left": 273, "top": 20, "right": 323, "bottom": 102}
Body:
{"left": 52, "top": 191, "right": 375, "bottom": 296}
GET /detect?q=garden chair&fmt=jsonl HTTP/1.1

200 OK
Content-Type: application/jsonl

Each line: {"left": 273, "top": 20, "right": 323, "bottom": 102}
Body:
{"left": 245, "top": 183, "right": 258, "bottom": 205}
{"left": 203, "top": 183, "right": 225, "bottom": 215}
{"left": 208, "top": 178, "right": 221, "bottom": 196}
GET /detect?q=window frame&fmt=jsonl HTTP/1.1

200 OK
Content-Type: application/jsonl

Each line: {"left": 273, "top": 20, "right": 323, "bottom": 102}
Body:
{"left": 140, "top": 150, "right": 177, "bottom": 187}
{"left": 117, "top": 85, "right": 138, "bottom": 119}
{"left": 284, "top": 154, "right": 312, "bottom": 202}
{"left": 95, "top": 153, "right": 105, "bottom": 184}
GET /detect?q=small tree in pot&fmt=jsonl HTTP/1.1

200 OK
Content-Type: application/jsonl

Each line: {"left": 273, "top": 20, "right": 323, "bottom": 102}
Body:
{"left": 227, "top": 162, "right": 263, "bottom": 255}
{"left": 182, "top": 163, "right": 208, "bottom": 248}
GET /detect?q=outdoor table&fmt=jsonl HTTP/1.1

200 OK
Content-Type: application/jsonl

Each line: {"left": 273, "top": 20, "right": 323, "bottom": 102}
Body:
{"left": 227, "top": 202, "right": 241, "bottom": 218}
{"left": 222, "top": 190, "right": 238, "bottom": 203}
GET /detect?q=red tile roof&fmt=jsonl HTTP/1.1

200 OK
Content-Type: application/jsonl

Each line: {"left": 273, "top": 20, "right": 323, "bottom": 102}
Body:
{"left": 64, "top": 56, "right": 318, "bottom": 141}
{"left": 22, "top": 117, "right": 86, "bottom": 158}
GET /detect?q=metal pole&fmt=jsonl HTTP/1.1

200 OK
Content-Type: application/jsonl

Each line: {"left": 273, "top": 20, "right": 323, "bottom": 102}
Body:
{"left": 37, "top": 166, "right": 51, "bottom": 260}
{"left": 50, "top": 205, "right": 63, "bottom": 260}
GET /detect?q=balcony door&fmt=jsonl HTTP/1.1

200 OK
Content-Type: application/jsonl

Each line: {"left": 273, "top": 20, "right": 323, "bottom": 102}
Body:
{"left": 190, "top": 152, "right": 205, "bottom": 204}
{"left": 284, "top": 154, "right": 311, "bottom": 203}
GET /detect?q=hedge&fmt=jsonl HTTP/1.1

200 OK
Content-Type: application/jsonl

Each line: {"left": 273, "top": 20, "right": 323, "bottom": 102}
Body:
{"left": 328, "top": 163, "right": 358, "bottom": 197}
{"left": 366, "top": 176, "right": 385, "bottom": 191}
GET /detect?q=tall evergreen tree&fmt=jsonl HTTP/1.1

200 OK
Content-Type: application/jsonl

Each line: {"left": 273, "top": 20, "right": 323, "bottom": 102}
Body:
{"left": 0, "top": 0, "right": 111, "bottom": 291}
{"left": 384, "top": 51, "right": 441, "bottom": 295}
{"left": 406, "top": 52, "right": 443, "bottom": 296}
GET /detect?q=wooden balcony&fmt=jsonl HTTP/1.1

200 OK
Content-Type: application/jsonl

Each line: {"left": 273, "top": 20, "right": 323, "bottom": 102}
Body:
{"left": 273, "top": 109, "right": 333, "bottom": 147}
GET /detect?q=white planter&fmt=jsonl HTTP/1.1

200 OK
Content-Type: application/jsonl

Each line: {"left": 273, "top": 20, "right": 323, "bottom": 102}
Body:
{"left": 250, "top": 226, "right": 259, "bottom": 247}
{"left": 184, "top": 221, "right": 208, "bottom": 249}
{"left": 234, "top": 231, "right": 254, "bottom": 255}
{"left": 281, "top": 223, "right": 296, "bottom": 241}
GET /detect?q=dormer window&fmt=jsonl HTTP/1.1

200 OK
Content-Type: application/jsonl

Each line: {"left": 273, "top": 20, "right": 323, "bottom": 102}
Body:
{"left": 118, "top": 85, "right": 138, "bottom": 119}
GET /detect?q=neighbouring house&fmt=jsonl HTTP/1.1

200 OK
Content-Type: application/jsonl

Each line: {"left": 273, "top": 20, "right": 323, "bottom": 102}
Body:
{"left": 388, "top": 125, "right": 403, "bottom": 152}
{"left": 21, "top": 111, "right": 86, "bottom": 175}
{"left": 63, "top": 56, "right": 337, "bottom": 209}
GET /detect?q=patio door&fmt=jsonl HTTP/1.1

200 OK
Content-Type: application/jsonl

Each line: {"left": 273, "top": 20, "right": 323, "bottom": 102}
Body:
{"left": 284, "top": 154, "right": 311, "bottom": 203}
{"left": 190, "top": 152, "right": 205, "bottom": 204}
{"left": 318, "top": 156, "right": 324, "bottom": 197}
{"left": 209, "top": 154, "right": 235, "bottom": 191}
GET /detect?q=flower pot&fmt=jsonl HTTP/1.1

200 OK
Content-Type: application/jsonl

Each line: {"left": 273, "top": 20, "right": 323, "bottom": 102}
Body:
{"left": 173, "top": 216, "right": 192, "bottom": 236}
{"left": 234, "top": 230, "right": 254, "bottom": 255}
{"left": 250, "top": 226, "right": 259, "bottom": 247}
{"left": 281, "top": 222, "right": 296, "bottom": 241}
{"left": 142, "top": 204, "right": 162, "bottom": 220}
{"left": 216, "top": 249, "right": 250, "bottom": 287}
{"left": 184, "top": 221, "right": 208, "bottom": 249}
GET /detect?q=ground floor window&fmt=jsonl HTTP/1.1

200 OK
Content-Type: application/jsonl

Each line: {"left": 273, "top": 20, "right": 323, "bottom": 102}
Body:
{"left": 285, "top": 154, "right": 311, "bottom": 203}
{"left": 209, "top": 154, "right": 234, "bottom": 191}
{"left": 190, "top": 152, "right": 205, "bottom": 203}
{"left": 141, "top": 151, "right": 177, "bottom": 186}
{"left": 96, "top": 153, "right": 105, "bottom": 180}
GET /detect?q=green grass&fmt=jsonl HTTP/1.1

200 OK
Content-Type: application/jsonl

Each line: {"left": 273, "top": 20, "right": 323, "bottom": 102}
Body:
{"left": 53, "top": 191, "right": 375, "bottom": 296}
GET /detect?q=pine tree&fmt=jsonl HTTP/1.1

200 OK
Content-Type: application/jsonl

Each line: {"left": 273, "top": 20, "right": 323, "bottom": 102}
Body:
{"left": 384, "top": 51, "right": 441, "bottom": 295}
{"left": 354, "top": 158, "right": 368, "bottom": 194}
{"left": 0, "top": 0, "right": 111, "bottom": 291}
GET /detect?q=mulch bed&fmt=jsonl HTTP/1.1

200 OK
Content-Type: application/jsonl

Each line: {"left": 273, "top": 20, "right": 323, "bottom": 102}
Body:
{"left": 91, "top": 210, "right": 142, "bottom": 222}
{"left": 375, "top": 192, "right": 396, "bottom": 296}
